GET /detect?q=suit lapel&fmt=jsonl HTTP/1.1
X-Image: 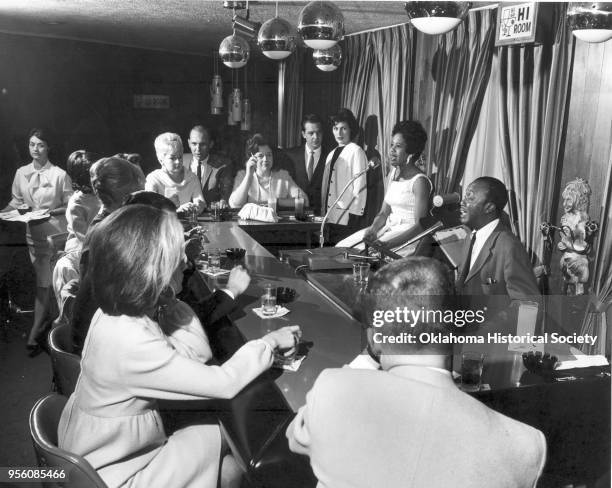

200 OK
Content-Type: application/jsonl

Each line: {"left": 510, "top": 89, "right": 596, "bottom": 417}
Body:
{"left": 202, "top": 164, "right": 214, "bottom": 189}
{"left": 465, "top": 225, "right": 503, "bottom": 283}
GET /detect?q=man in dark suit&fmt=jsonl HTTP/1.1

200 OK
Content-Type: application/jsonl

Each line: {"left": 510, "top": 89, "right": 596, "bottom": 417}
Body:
{"left": 287, "top": 257, "right": 546, "bottom": 488}
{"left": 184, "top": 125, "right": 233, "bottom": 208}
{"left": 283, "top": 114, "right": 328, "bottom": 216}
{"left": 456, "top": 177, "right": 540, "bottom": 329}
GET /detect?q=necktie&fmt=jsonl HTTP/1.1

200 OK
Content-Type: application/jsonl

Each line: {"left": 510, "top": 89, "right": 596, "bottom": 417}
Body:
{"left": 307, "top": 151, "right": 315, "bottom": 182}
{"left": 457, "top": 231, "right": 476, "bottom": 289}
{"left": 197, "top": 162, "right": 202, "bottom": 187}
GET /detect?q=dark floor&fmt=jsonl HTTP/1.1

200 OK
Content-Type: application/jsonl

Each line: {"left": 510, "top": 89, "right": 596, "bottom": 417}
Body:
{"left": 1, "top": 310, "right": 50, "bottom": 488}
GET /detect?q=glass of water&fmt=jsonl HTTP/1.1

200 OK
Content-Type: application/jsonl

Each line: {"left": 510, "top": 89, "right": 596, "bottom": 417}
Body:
{"left": 261, "top": 283, "right": 278, "bottom": 316}
{"left": 208, "top": 248, "right": 221, "bottom": 272}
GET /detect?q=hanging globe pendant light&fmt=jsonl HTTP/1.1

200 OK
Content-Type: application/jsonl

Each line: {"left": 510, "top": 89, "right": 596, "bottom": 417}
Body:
{"left": 298, "top": 1, "right": 344, "bottom": 50}
{"left": 313, "top": 44, "right": 342, "bottom": 72}
{"left": 567, "top": 2, "right": 612, "bottom": 43}
{"left": 258, "top": 17, "right": 298, "bottom": 60}
{"left": 404, "top": 2, "right": 471, "bottom": 35}
{"left": 219, "top": 33, "right": 250, "bottom": 68}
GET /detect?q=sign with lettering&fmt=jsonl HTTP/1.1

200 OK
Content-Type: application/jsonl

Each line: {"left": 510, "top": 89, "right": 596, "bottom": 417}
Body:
{"left": 495, "top": 2, "right": 539, "bottom": 46}
{"left": 133, "top": 94, "right": 170, "bottom": 109}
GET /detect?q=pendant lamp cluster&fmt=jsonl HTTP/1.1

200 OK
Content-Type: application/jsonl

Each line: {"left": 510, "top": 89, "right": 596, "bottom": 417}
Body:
{"left": 218, "top": 1, "right": 345, "bottom": 72}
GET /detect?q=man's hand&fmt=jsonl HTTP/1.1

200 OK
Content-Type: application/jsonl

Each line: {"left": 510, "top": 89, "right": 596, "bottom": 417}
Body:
{"left": 226, "top": 265, "right": 251, "bottom": 298}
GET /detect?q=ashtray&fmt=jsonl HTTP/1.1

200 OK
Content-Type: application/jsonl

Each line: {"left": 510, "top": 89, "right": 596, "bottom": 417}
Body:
{"left": 522, "top": 351, "right": 558, "bottom": 375}
{"left": 276, "top": 287, "right": 296, "bottom": 304}
{"left": 226, "top": 248, "right": 246, "bottom": 260}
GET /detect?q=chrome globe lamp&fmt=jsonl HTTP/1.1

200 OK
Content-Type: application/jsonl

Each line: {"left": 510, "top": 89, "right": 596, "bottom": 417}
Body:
{"left": 298, "top": 1, "right": 344, "bottom": 50}
{"left": 567, "top": 2, "right": 612, "bottom": 43}
{"left": 258, "top": 16, "right": 298, "bottom": 60}
{"left": 219, "top": 33, "right": 250, "bottom": 68}
{"left": 313, "top": 44, "right": 342, "bottom": 72}
{"left": 404, "top": 2, "right": 471, "bottom": 35}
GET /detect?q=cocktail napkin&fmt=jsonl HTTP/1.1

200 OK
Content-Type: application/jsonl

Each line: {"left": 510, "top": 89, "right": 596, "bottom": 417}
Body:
{"left": 253, "top": 306, "right": 290, "bottom": 319}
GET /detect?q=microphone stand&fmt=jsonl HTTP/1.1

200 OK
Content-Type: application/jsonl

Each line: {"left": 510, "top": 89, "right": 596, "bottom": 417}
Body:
{"left": 393, "top": 221, "right": 444, "bottom": 254}
{"left": 319, "top": 162, "right": 378, "bottom": 247}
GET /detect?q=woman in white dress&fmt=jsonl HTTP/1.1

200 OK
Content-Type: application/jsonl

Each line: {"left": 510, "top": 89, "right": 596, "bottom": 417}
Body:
{"left": 229, "top": 133, "right": 307, "bottom": 209}
{"left": 336, "top": 120, "right": 431, "bottom": 256}
{"left": 58, "top": 204, "right": 300, "bottom": 488}
{"left": 2, "top": 128, "right": 73, "bottom": 353}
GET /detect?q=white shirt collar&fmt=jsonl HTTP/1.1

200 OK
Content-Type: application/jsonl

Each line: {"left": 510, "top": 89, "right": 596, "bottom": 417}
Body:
{"left": 305, "top": 145, "right": 321, "bottom": 160}
{"left": 190, "top": 154, "right": 209, "bottom": 175}
{"left": 470, "top": 218, "right": 500, "bottom": 267}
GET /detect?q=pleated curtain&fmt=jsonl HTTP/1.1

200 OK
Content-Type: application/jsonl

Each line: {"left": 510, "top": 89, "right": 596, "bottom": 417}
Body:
{"left": 496, "top": 3, "right": 574, "bottom": 263}
{"left": 278, "top": 46, "right": 305, "bottom": 149}
{"left": 340, "top": 25, "right": 413, "bottom": 184}
{"left": 579, "top": 153, "right": 612, "bottom": 355}
{"left": 426, "top": 9, "right": 496, "bottom": 194}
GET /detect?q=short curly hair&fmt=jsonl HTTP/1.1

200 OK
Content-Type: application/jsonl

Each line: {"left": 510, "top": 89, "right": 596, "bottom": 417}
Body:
{"left": 67, "top": 150, "right": 101, "bottom": 193}
{"left": 391, "top": 120, "right": 428, "bottom": 157}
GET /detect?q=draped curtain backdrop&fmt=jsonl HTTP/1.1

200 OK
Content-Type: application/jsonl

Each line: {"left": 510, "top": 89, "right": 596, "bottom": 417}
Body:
{"left": 579, "top": 148, "right": 612, "bottom": 355}
{"left": 340, "top": 25, "right": 414, "bottom": 184}
{"left": 496, "top": 4, "right": 574, "bottom": 264}
{"left": 426, "top": 8, "right": 495, "bottom": 194}
{"left": 278, "top": 46, "right": 305, "bottom": 148}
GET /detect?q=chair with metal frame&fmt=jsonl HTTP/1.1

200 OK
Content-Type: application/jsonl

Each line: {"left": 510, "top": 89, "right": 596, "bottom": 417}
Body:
{"left": 29, "top": 393, "right": 108, "bottom": 488}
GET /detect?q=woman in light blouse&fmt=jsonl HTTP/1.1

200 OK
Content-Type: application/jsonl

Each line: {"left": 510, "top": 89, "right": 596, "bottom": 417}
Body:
{"left": 2, "top": 128, "right": 72, "bottom": 353}
{"left": 229, "top": 133, "right": 308, "bottom": 209}
{"left": 321, "top": 109, "right": 368, "bottom": 242}
{"left": 59, "top": 204, "right": 300, "bottom": 488}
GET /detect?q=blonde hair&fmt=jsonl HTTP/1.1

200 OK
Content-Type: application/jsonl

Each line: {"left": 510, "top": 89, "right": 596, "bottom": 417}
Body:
{"left": 89, "top": 204, "right": 184, "bottom": 316}
{"left": 154, "top": 132, "right": 183, "bottom": 156}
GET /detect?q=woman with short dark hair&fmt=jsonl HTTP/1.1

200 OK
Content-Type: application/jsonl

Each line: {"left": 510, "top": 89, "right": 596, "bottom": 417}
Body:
{"left": 229, "top": 133, "right": 307, "bottom": 208}
{"left": 1, "top": 128, "right": 73, "bottom": 353}
{"left": 321, "top": 108, "right": 368, "bottom": 241}
{"left": 336, "top": 120, "right": 432, "bottom": 256}
{"left": 58, "top": 204, "right": 300, "bottom": 488}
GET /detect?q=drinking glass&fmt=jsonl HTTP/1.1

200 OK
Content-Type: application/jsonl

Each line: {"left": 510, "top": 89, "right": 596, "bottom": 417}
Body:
{"left": 261, "top": 283, "right": 278, "bottom": 316}
{"left": 208, "top": 248, "right": 221, "bottom": 272}
{"left": 352, "top": 262, "right": 370, "bottom": 284}
{"left": 461, "top": 352, "right": 485, "bottom": 392}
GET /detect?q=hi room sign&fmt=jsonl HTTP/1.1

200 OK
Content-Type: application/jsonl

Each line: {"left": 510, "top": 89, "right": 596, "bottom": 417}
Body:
{"left": 495, "top": 2, "right": 543, "bottom": 46}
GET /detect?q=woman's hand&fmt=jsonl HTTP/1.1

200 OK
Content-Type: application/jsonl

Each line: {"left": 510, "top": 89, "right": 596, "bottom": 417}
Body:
{"left": 245, "top": 157, "right": 258, "bottom": 176}
{"left": 263, "top": 325, "right": 301, "bottom": 351}
{"left": 363, "top": 226, "right": 378, "bottom": 243}
{"left": 178, "top": 201, "right": 196, "bottom": 213}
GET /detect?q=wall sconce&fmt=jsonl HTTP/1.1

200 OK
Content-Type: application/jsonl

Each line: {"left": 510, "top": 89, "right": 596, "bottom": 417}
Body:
{"left": 567, "top": 2, "right": 612, "bottom": 43}
{"left": 404, "top": 1, "right": 471, "bottom": 35}
{"left": 313, "top": 44, "right": 342, "bottom": 72}
{"left": 258, "top": 16, "right": 298, "bottom": 60}
{"left": 298, "top": 1, "right": 344, "bottom": 49}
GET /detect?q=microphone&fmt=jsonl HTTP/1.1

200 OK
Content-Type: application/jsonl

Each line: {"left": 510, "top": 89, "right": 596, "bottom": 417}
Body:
{"left": 432, "top": 192, "right": 461, "bottom": 207}
{"left": 319, "top": 160, "right": 379, "bottom": 247}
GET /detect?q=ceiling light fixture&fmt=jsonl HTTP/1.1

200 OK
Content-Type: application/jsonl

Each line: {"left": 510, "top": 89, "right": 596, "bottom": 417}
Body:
{"left": 313, "top": 44, "right": 342, "bottom": 72}
{"left": 404, "top": 1, "right": 471, "bottom": 35}
{"left": 298, "top": 1, "right": 344, "bottom": 50}
{"left": 567, "top": 2, "right": 612, "bottom": 43}
{"left": 258, "top": 2, "right": 297, "bottom": 60}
